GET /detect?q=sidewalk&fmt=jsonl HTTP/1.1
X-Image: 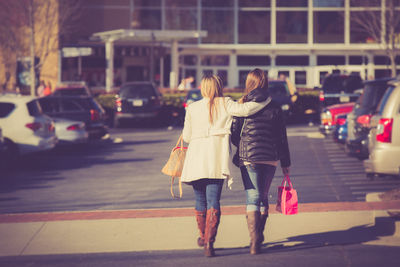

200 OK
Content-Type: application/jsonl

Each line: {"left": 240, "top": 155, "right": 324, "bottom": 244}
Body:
{"left": 1, "top": 199, "right": 400, "bottom": 257}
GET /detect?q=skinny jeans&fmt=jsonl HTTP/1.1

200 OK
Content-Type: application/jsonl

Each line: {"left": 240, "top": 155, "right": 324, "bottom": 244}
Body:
{"left": 240, "top": 164, "right": 276, "bottom": 213}
{"left": 192, "top": 179, "right": 224, "bottom": 211}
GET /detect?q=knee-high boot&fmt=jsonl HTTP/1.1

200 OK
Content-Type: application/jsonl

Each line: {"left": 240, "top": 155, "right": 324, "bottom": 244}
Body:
{"left": 195, "top": 210, "right": 206, "bottom": 247}
{"left": 204, "top": 207, "right": 221, "bottom": 257}
{"left": 258, "top": 212, "right": 268, "bottom": 246}
{"left": 246, "top": 211, "right": 261, "bottom": 255}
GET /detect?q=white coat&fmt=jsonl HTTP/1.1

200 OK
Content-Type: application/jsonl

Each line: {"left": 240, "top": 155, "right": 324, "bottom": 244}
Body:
{"left": 181, "top": 97, "right": 267, "bottom": 185}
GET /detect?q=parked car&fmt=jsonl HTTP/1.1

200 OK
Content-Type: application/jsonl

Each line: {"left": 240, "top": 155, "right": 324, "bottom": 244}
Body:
{"left": 0, "top": 94, "right": 57, "bottom": 161}
{"left": 319, "top": 102, "right": 355, "bottom": 135}
{"left": 53, "top": 118, "right": 88, "bottom": 145}
{"left": 345, "top": 78, "right": 394, "bottom": 159}
{"left": 333, "top": 113, "right": 348, "bottom": 144}
{"left": 52, "top": 82, "right": 92, "bottom": 97}
{"left": 267, "top": 79, "right": 298, "bottom": 119}
{"left": 183, "top": 89, "right": 202, "bottom": 108}
{"left": 114, "top": 81, "right": 163, "bottom": 127}
{"left": 38, "top": 96, "right": 108, "bottom": 139}
{"left": 364, "top": 79, "right": 400, "bottom": 178}
{"left": 318, "top": 73, "right": 363, "bottom": 108}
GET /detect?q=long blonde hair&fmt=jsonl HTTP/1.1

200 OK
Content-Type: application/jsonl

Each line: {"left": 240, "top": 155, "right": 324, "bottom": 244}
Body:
{"left": 200, "top": 74, "right": 224, "bottom": 124}
{"left": 242, "top": 68, "right": 267, "bottom": 102}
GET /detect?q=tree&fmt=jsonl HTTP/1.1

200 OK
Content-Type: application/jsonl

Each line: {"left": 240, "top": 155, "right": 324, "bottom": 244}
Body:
{"left": 0, "top": 0, "right": 82, "bottom": 95}
{"left": 350, "top": 0, "right": 400, "bottom": 77}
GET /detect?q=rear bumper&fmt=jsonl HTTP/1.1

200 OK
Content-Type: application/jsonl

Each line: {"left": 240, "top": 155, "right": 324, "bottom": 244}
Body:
{"left": 345, "top": 137, "right": 369, "bottom": 158}
{"left": 18, "top": 135, "right": 58, "bottom": 155}
{"left": 364, "top": 146, "right": 400, "bottom": 175}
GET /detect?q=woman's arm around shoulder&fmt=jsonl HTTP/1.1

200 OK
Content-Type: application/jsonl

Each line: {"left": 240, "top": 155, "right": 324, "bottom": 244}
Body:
{"left": 225, "top": 97, "right": 269, "bottom": 117}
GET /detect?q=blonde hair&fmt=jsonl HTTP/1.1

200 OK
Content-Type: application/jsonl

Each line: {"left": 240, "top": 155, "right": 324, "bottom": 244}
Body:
{"left": 200, "top": 75, "right": 224, "bottom": 124}
{"left": 243, "top": 68, "right": 267, "bottom": 102}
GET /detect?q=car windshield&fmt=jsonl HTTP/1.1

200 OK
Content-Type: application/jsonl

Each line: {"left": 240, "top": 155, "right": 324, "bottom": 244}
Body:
{"left": 376, "top": 86, "right": 395, "bottom": 115}
{"left": 120, "top": 84, "right": 156, "bottom": 98}
{"left": 361, "top": 83, "right": 389, "bottom": 110}
{"left": 27, "top": 100, "right": 43, "bottom": 116}
{"left": 268, "top": 82, "right": 289, "bottom": 96}
{"left": 323, "top": 75, "right": 363, "bottom": 93}
{"left": 187, "top": 90, "right": 202, "bottom": 101}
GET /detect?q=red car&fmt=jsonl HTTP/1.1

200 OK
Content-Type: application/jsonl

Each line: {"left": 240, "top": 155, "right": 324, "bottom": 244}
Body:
{"left": 319, "top": 102, "right": 355, "bottom": 135}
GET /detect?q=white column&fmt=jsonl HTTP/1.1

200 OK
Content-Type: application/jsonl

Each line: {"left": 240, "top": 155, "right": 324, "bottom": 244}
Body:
{"left": 309, "top": 52, "right": 317, "bottom": 88}
{"left": 228, "top": 53, "right": 237, "bottom": 88}
{"left": 160, "top": 56, "right": 164, "bottom": 88}
{"left": 308, "top": 0, "right": 313, "bottom": 45}
{"left": 169, "top": 39, "right": 179, "bottom": 89}
{"left": 271, "top": 0, "right": 276, "bottom": 45}
{"left": 105, "top": 39, "right": 114, "bottom": 93}
{"left": 367, "top": 53, "right": 374, "bottom": 80}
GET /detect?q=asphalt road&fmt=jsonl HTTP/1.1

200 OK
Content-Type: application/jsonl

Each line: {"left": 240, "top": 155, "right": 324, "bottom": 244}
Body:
{"left": 1, "top": 124, "right": 399, "bottom": 214}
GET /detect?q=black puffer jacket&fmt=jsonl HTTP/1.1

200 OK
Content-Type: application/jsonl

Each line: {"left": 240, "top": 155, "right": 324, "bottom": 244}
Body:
{"left": 231, "top": 87, "right": 291, "bottom": 167}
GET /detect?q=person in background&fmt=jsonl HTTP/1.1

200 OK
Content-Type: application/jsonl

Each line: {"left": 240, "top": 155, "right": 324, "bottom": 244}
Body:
{"left": 37, "top": 80, "right": 46, "bottom": 97}
{"left": 231, "top": 69, "right": 291, "bottom": 255}
{"left": 43, "top": 81, "right": 52, "bottom": 96}
{"left": 180, "top": 74, "right": 268, "bottom": 257}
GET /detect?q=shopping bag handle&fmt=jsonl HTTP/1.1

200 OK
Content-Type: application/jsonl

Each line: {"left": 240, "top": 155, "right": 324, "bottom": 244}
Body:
{"left": 174, "top": 134, "right": 184, "bottom": 151}
{"left": 281, "top": 175, "right": 294, "bottom": 188}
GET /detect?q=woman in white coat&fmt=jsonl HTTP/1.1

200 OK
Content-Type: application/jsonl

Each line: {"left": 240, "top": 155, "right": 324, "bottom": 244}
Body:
{"left": 181, "top": 74, "right": 268, "bottom": 257}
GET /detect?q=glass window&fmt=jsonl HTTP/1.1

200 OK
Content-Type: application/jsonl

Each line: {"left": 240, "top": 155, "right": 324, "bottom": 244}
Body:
{"left": 276, "top": 56, "right": 309, "bottom": 66}
{"left": 375, "top": 69, "right": 391, "bottom": 78}
{"left": 350, "top": 11, "right": 381, "bottom": 44}
{"left": 239, "top": 70, "right": 250, "bottom": 88}
{"left": 239, "top": 0, "right": 270, "bottom": 7}
{"left": 239, "top": 11, "right": 270, "bottom": 43}
{"left": 276, "top": 11, "right": 307, "bottom": 43}
{"left": 237, "top": 55, "right": 270, "bottom": 66}
{"left": 314, "top": 11, "right": 344, "bottom": 43}
{"left": 278, "top": 70, "right": 290, "bottom": 77}
{"left": 313, "top": 0, "right": 344, "bottom": 7}
{"left": 133, "top": 0, "right": 161, "bottom": 7}
{"left": 202, "top": 9, "right": 234, "bottom": 43}
{"left": 277, "top": 0, "right": 307, "bottom": 7}
{"left": 132, "top": 9, "right": 161, "bottom": 29}
{"left": 27, "top": 100, "right": 43, "bottom": 116}
{"left": 166, "top": 0, "right": 197, "bottom": 7}
{"left": 202, "top": 0, "right": 234, "bottom": 7}
{"left": 165, "top": 8, "right": 197, "bottom": 30}
{"left": 349, "top": 56, "right": 368, "bottom": 65}
{"left": 203, "top": 69, "right": 213, "bottom": 76}
{"left": 295, "top": 71, "right": 307, "bottom": 85}
{"left": 350, "top": 0, "right": 380, "bottom": 7}
{"left": 317, "top": 56, "right": 345, "bottom": 65}
{"left": 201, "top": 55, "right": 229, "bottom": 66}
{"left": 374, "top": 56, "right": 391, "bottom": 65}
{"left": 217, "top": 70, "right": 228, "bottom": 86}
{"left": 0, "top": 103, "right": 15, "bottom": 118}
{"left": 182, "top": 55, "right": 197, "bottom": 66}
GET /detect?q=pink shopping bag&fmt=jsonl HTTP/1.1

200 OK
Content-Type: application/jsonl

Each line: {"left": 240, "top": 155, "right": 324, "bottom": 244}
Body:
{"left": 276, "top": 175, "right": 298, "bottom": 215}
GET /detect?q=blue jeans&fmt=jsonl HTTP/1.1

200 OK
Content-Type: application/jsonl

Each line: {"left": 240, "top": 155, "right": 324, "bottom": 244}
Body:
{"left": 192, "top": 179, "right": 224, "bottom": 211}
{"left": 240, "top": 164, "right": 277, "bottom": 213}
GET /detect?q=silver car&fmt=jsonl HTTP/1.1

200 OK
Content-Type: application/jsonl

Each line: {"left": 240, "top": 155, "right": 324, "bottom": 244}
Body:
{"left": 53, "top": 118, "right": 88, "bottom": 145}
{"left": 364, "top": 79, "right": 400, "bottom": 178}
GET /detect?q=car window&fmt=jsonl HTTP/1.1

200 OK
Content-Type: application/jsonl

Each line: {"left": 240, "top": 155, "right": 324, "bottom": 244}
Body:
{"left": 61, "top": 99, "right": 85, "bottom": 112}
{"left": 268, "top": 82, "right": 289, "bottom": 96}
{"left": 0, "top": 103, "right": 15, "bottom": 118}
{"left": 120, "top": 84, "right": 156, "bottom": 98}
{"left": 74, "top": 98, "right": 98, "bottom": 110}
{"left": 323, "top": 75, "right": 363, "bottom": 93}
{"left": 54, "top": 88, "right": 88, "bottom": 96}
{"left": 27, "top": 100, "right": 43, "bottom": 116}
{"left": 361, "top": 83, "right": 389, "bottom": 110}
{"left": 39, "top": 98, "right": 60, "bottom": 113}
{"left": 376, "top": 86, "right": 395, "bottom": 115}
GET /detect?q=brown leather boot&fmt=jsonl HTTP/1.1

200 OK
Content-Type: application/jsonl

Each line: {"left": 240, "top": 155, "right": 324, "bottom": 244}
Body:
{"left": 195, "top": 210, "right": 206, "bottom": 247}
{"left": 258, "top": 212, "right": 268, "bottom": 246}
{"left": 204, "top": 207, "right": 221, "bottom": 257}
{"left": 246, "top": 211, "right": 261, "bottom": 255}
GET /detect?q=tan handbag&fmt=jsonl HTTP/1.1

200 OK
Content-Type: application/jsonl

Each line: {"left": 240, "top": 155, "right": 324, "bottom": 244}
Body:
{"left": 161, "top": 134, "right": 187, "bottom": 198}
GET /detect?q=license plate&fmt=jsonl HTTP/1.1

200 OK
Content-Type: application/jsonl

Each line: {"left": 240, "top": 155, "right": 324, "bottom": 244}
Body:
{"left": 340, "top": 96, "right": 350, "bottom": 102}
{"left": 132, "top": 99, "right": 143, "bottom": 106}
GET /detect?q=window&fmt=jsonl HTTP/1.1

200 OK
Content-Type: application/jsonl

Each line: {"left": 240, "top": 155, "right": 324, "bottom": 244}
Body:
{"left": 276, "top": 11, "right": 307, "bottom": 43}
{"left": 27, "top": 100, "right": 43, "bottom": 116}
{"left": 202, "top": 0, "right": 234, "bottom": 7}
{"left": 314, "top": 11, "right": 344, "bottom": 43}
{"left": 313, "top": 0, "right": 344, "bottom": 7}
{"left": 131, "top": 0, "right": 161, "bottom": 30}
{"left": 349, "top": 56, "right": 368, "bottom": 65}
{"left": 239, "top": 70, "right": 250, "bottom": 87}
{"left": 202, "top": 9, "right": 234, "bottom": 43}
{"left": 165, "top": 9, "right": 197, "bottom": 31}
{"left": 0, "top": 103, "right": 15, "bottom": 118}
{"left": 295, "top": 71, "right": 307, "bottom": 85}
{"left": 277, "top": 0, "right": 307, "bottom": 7}
{"left": 239, "top": 0, "right": 270, "bottom": 7}
{"left": 182, "top": 55, "right": 197, "bottom": 66}
{"left": 350, "top": 0, "right": 380, "bottom": 7}
{"left": 350, "top": 11, "right": 380, "bottom": 44}
{"left": 239, "top": 11, "right": 270, "bottom": 43}
{"left": 200, "top": 55, "right": 229, "bottom": 66}
{"left": 317, "top": 56, "right": 345, "bottom": 65}
{"left": 217, "top": 70, "right": 228, "bottom": 86}
{"left": 374, "top": 56, "right": 391, "bottom": 65}
{"left": 237, "top": 56, "right": 270, "bottom": 66}
{"left": 276, "top": 56, "right": 309, "bottom": 66}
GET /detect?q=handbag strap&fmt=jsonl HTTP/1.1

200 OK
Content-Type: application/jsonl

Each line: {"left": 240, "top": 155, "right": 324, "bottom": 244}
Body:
{"left": 175, "top": 134, "right": 184, "bottom": 151}
{"left": 170, "top": 176, "right": 183, "bottom": 198}
{"left": 281, "top": 175, "right": 293, "bottom": 188}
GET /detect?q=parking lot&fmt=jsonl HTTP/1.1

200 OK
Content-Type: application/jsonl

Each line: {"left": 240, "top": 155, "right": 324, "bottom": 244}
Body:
{"left": 1, "top": 124, "right": 399, "bottom": 214}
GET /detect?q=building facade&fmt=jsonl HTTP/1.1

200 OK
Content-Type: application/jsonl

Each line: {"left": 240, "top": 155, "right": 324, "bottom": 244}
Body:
{"left": 61, "top": 0, "right": 400, "bottom": 89}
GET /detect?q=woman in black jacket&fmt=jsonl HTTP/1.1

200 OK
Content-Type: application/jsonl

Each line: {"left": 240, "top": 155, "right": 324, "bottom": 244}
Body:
{"left": 231, "top": 68, "right": 291, "bottom": 255}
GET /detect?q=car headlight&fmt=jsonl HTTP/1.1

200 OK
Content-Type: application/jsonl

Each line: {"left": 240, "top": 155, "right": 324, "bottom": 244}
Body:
{"left": 281, "top": 104, "right": 290, "bottom": 111}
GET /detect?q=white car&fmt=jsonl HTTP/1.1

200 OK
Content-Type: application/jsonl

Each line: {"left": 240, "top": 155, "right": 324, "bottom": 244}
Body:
{"left": 54, "top": 118, "right": 88, "bottom": 144}
{"left": 364, "top": 79, "right": 400, "bottom": 178}
{"left": 0, "top": 94, "right": 58, "bottom": 159}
